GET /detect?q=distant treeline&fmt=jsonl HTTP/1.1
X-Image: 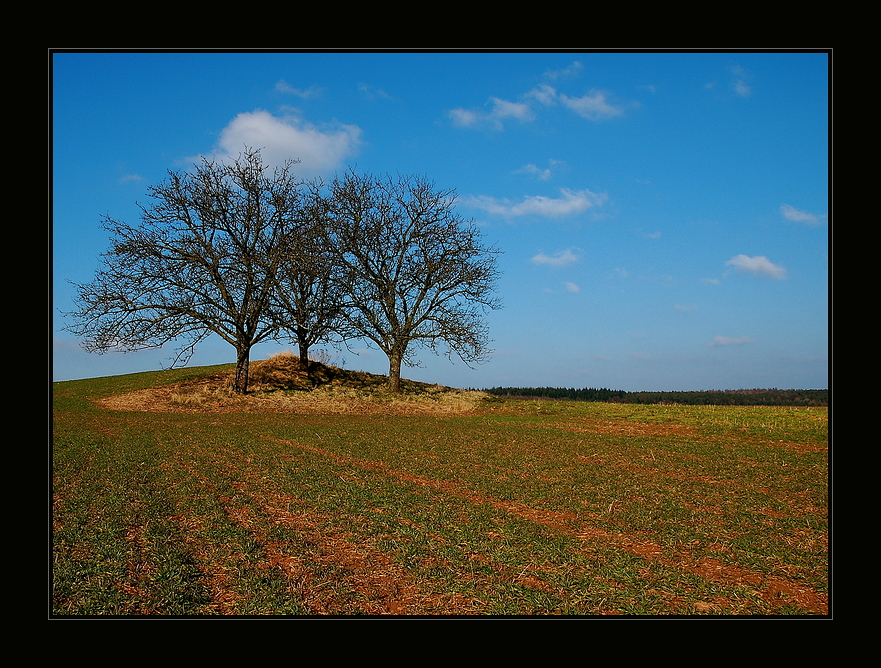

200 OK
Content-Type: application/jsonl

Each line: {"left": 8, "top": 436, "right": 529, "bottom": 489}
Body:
{"left": 483, "top": 387, "right": 829, "bottom": 407}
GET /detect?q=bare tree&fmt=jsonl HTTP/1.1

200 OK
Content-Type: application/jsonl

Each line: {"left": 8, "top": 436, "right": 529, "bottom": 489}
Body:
{"left": 327, "top": 170, "right": 502, "bottom": 392}
{"left": 273, "top": 182, "right": 348, "bottom": 373}
{"left": 65, "top": 149, "right": 307, "bottom": 393}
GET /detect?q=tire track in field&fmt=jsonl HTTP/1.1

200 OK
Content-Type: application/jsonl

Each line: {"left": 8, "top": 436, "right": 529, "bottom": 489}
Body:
{"left": 273, "top": 438, "right": 828, "bottom": 615}
{"left": 168, "top": 447, "right": 484, "bottom": 615}
{"left": 158, "top": 456, "right": 256, "bottom": 615}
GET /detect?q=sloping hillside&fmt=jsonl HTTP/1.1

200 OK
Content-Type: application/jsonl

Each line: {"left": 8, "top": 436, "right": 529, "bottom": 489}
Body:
{"left": 98, "top": 352, "right": 488, "bottom": 415}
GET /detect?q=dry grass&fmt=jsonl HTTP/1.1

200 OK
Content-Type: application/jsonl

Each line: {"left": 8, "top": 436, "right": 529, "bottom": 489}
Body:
{"left": 98, "top": 352, "right": 489, "bottom": 416}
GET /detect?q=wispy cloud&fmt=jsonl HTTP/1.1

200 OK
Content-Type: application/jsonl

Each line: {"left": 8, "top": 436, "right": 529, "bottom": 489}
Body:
{"left": 561, "top": 90, "right": 626, "bottom": 120}
{"left": 358, "top": 82, "right": 392, "bottom": 101}
{"left": 780, "top": 204, "right": 823, "bottom": 226}
{"left": 448, "top": 97, "right": 534, "bottom": 130}
{"left": 708, "top": 335, "right": 755, "bottom": 347}
{"left": 542, "top": 281, "right": 582, "bottom": 294}
{"left": 465, "top": 188, "right": 606, "bottom": 219}
{"left": 532, "top": 248, "right": 580, "bottom": 267}
{"left": 730, "top": 65, "right": 752, "bottom": 97}
{"left": 543, "top": 61, "right": 584, "bottom": 80}
{"left": 528, "top": 84, "right": 626, "bottom": 120}
{"left": 490, "top": 97, "right": 535, "bottom": 122}
{"left": 275, "top": 80, "right": 323, "bottom": 99}
{"left": 450, "top": 70, "right": 628, "bottom": 130}
{"left": 515, "top": 160, "right": 563, "bottom": 181}
{"left": 725, "top": 254, "right": 787, "bottom": 279}
{"left": 703, "top": 65, "right": 754, "bottom": 98}
{"left": 199, "top": 109, "right": 361, "bottom": 177}
{"left": 526, "top": 83, "right": 558, "bottom": 106}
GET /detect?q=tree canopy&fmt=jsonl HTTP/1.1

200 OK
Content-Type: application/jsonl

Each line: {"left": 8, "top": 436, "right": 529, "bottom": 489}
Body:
{"left": 66, "top": 150, "right": 502, "bottom": 393}
{"left": 327, "top": 170, "right": 502, "bottom": 391}
{"left": 67, "top": 149, "right": 315, "bottom": 393}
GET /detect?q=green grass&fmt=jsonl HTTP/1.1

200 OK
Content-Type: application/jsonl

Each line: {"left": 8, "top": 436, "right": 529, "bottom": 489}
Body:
{"left": 52, "top": 365, "right": 829, "bottom": 616}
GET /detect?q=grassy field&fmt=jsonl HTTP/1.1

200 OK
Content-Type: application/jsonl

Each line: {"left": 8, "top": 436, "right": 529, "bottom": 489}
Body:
{"left": 52, "top": 357, "right": 829, "bottom": 616}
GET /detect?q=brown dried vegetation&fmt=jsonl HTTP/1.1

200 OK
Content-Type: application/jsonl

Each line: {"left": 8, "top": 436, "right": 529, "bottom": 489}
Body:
{"left": 98, "top": 352, "right": 487, "bottom": 416}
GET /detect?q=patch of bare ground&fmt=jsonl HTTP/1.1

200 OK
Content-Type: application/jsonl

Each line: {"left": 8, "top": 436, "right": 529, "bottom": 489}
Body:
{"left": 97, "top": 353, "right": 487, "bottom": 416}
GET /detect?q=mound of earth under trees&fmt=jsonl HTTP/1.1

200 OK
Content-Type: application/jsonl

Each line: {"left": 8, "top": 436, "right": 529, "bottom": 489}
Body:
{"left": 98, "top": 352, "right": 488, "bottom": 415}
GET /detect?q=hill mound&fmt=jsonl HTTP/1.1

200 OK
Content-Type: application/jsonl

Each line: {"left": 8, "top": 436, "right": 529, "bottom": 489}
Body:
{"left": 98, "top": 352, "right": 488, "bottom": 415}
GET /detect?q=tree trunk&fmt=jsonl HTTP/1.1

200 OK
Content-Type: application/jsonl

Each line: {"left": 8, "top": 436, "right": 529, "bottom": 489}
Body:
{"left": 297, "top": 338, "right": 311, "bottom": 374}
{"left": 388, "top": 349, "right": 403, "bottom": 393}
{"left": 233, "top": 346, "right": 251, "bottom": 394}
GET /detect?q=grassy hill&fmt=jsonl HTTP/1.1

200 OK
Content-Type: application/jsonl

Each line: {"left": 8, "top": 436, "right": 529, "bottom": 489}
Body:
{"left": 93, "top": 352, "right": 490, "bottom": 415}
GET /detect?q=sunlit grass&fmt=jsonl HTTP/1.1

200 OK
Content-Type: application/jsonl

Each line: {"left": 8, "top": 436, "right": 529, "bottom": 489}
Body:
{"left": 53, "top": 363, "right": 829, "bottom": 616}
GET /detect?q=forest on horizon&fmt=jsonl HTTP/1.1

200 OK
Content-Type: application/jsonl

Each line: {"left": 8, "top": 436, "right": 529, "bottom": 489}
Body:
{"left": 482, "top": 387, "right": 829, "bottom": 407}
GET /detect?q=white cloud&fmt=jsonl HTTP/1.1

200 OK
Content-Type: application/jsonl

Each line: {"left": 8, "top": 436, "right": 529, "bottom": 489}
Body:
{"left": 448, "top": 108, "right": 479, "bottom": 127}
{"left": 448, "top": 96, "right": 534, "bottom": 130}
{"left": 518, "top": 164, "right": 552, "bottom": 180}
{"left": 543, "top": 61, "right": 584, "bottom": 80}
{"left": 275, "top": 81, "right": 323, "bottom": 99}
{"left": 708, "top": 335, "right": 755, "bottom": 347}
{"left": 358, "top": 82, "right": 391, "bottom": 101}
{"left": 559, "top": 90, "right": 625, "bottom": 120}
{"left": 205, "top": 109, "right": 362, "bottom": 177}
{"left": 514, "top": 159, "right": 566, "bottom": 181}
{"left": 453, "top": 77, "right": 627, "bottom": 130}
{"left": 465, "top": 188, "right": 606, "bottom": 219}
{"left": 731, "top": 66, "right": 752, "bottom": 97}
{"left": 780, "top": 204, "right": 822, "bottom": 226}
{"left": 532, "top": 248, "right": 580, "bottom": 267}
{"left": 527, "top": 84, "right": 625, "bottom": 120}
{"left": 527, "top": 83, "right": 559, "bottom": 106}
{"left": 541, "top": 280, "right": 582, "bottom": 294}
{"left": 725, "top": 254, "right": 787, "bottom": 279}
{"left": 489, "top": 97, "right": 535, "bottom": 122}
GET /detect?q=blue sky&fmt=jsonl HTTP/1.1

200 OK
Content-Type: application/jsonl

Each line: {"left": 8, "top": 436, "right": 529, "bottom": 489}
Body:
{"left": 51, "top": 50, "right": 830, "bottom": 391}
